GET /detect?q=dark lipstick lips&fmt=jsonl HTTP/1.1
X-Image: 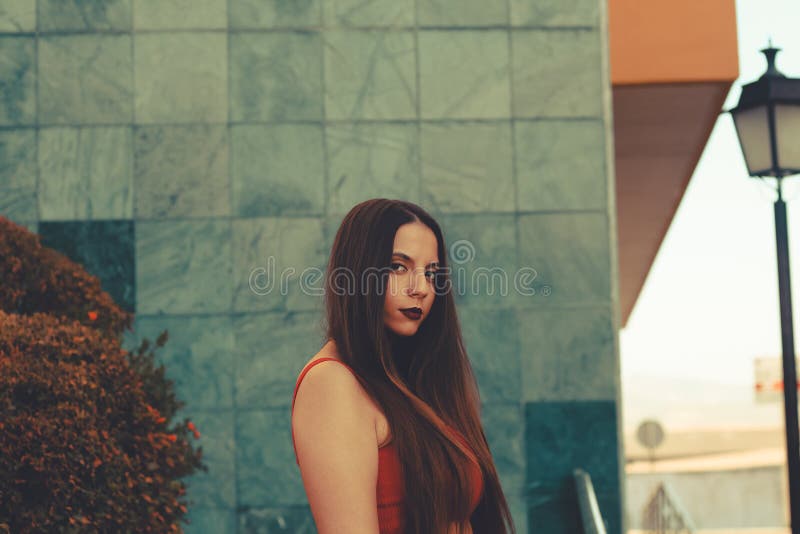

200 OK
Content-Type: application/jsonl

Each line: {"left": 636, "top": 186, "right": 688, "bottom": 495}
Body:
{"left": 400, "top": 307, "right": 422, "bottom": 319}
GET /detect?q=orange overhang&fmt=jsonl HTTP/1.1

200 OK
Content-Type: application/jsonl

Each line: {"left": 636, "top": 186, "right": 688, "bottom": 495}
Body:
{"left": 609, "top": 0, "right": 740, "bottom": 327}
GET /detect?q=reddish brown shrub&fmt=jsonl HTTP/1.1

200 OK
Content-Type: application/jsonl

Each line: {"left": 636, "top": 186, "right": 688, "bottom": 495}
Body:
{"left": 0, "top": 217, "right": 206, "bottom": 532}
{"left": 0, "top": 217, "right": 132, "bottom": 337}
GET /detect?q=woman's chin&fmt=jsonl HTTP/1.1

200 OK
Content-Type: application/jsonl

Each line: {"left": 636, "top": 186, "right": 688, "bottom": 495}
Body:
{"left": 387, "top": 322, "right": 419, "bottom": 337}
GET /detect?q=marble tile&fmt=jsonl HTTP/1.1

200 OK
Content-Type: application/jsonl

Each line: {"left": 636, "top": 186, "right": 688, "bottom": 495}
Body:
{"left": 482, "top": 403, "right": 526, "bottom": 534}
{"left": 321, "top": 212, "right": 345, "bottom": 256}
{"left": 38, "top": 220, "right": 135, "bottom": 311}
{"left": 420, "top": 122, "right": 514, "bottom": 213}
{"left": 510, "top": 0, "right": 599, "bottom": 27}
{"left": 131, "top": 315, "right": 235, "bottom": 409}
{"left": 133, "top": 0, "right": 226, "bottom": 30}
{"left": 418, "top": 0, "right": 508, "bottom": 27}
{"left": 0, "top": 129, "right": 36, "bottom": 223}
{"left": 597, "top": 491, "right": 623, "bottom": 534}
{"left": 239, "top": 505, "right": 317, "bottom": 534}
{"left": 38, "top": 126, "right": 133, "bottom": 221}
{"left": 419, "top": 30, "right": 510, "bottom": 119}
{"left": 230, "top": 32, "right": 323, "bottom": 122}
{"left": 509, "top": 497, "right": 528, "bottom": 534}
{"left": 516, "top": 213, "right": 611, "bottom": 307}
{"left": 323, "top": 0, "right": 413, "bottom": 27}
{"left": 178, "top": 410, "right": 236, "bottom": 509}
{"left": 134, "top": 125, "right": 229, "bottom": 219}
{"left": 134, "top": 32, "right": 227, "bottom": 123}
{"left": 0, "top": 188, "right": 36, "bottom": 223}
{"left": 482, "top": 403, "right": 524, "bottom": 478}
{"left": 0, "top": 36, "right": 35, "bottom": 126}
{"left": 38, "top": 35, "right": 132, "bottom": 125}
{"left": 512, "top": 29, "right": 603, "bottom": 118}
{"left": 481, "top": 402, "right": 528, "bottom": 533}
{"left": 233, "top": 311, "right": 325, "bottom": 408}
{"left": 232, "top": 217, "right": 327, "bottom": 313}
{"left": 229, "top": 0, "right": 321, "bottom": 29}
{"left": 238, "top": 506, "right": 316, "bottom": 533}
{"left": 231, "top": 124, "right": 324, "bottom": 217}
{"left": 436, "top": 213, "right": 517, "bottom": 308}
{"left": 0, "top": 129, "right": 36, "bottom": 189}
{"left": 327, "top": 122, "right": 419, "bottom": 216}
{"left": 594, "top": 491, "right": 623, "bottom": 534}
{"left": 526, "top": 481, "right": 582, "bottom": 533}
{"left": 236, "top": 408, "right": 309, "bottom": 506}
{"left": 458, "top": 308, "right": 520, "bottom": 403}
{"left": 526, "top": 484, "right": 621, "bottom": 534}
{"left": 0, "top": 1, "right": 36, "bottom": 32}
{"left": 185, "top": 508, "right": 236, "bottom": 534}
{"left": 519, "top": 307, "right": 617, "bottom": 402}
{"left": 323, "top": 30, "right": 416, "bottom": 120}
{"left": 136, "top": 219, "right": 232, "bottom": 314}
{"left": 524, "top": 400, "right": 620, "bottom": 491}
{"left": 514, "top": 119, "right": 607, "bottom": 211}
{"left": 38, "top": 0, "right": 131, "bottom": 31}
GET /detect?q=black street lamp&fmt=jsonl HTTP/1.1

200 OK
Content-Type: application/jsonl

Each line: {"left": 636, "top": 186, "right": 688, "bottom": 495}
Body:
{"left": 728, "top": 44, "right": 800, "bottom": 534}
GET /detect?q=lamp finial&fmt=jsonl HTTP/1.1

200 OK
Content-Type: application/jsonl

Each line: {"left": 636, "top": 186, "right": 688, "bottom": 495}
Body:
{"left": 760, "top": 42, "right": 786, "bottom": 79}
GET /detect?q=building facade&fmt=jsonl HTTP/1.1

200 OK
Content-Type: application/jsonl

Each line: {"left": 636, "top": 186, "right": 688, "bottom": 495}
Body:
{"left": 0, "top": 0, "right": 739, "bottom": 532}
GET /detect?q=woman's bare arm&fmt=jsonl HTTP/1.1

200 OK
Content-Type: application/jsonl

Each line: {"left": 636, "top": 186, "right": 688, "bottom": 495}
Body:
{"left": 292, "top": 362, "right": 380, "bottom": 534}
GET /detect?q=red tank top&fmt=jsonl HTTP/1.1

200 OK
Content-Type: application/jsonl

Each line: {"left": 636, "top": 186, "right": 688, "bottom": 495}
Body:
{"left": 291, "top": 357, "right": 484, "bottom": 533}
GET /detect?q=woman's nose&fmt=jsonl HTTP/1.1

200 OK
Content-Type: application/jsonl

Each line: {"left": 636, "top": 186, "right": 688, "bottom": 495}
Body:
{"left": 407, "top": 269, "right": 428, "bottom": 297}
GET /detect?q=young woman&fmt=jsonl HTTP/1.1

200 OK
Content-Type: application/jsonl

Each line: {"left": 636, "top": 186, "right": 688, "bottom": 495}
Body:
{"left": 291, "top": 199, "right": 516, "bottom": 534}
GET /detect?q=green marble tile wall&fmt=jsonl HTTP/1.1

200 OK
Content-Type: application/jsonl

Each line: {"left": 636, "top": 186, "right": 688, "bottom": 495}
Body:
{"left": 0, "top": 0, "right": 623, "bottom": 532}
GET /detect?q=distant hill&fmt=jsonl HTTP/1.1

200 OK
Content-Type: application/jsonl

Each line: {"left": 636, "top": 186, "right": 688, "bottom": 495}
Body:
{"left": 621, "top": 375, "right": 787, "bottom": 461}
{"left": 622, "top": 374, "right": 784, "bottom": 433}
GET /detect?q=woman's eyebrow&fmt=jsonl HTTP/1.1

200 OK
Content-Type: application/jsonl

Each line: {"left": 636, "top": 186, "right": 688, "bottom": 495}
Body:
{"left": 392, "top": 252, "right": 439, "bottom": 269}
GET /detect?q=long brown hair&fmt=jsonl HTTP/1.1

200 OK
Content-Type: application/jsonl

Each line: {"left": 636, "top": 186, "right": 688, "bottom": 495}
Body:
{"left": 323, "top": 198, "right": 516, "bottom": 534}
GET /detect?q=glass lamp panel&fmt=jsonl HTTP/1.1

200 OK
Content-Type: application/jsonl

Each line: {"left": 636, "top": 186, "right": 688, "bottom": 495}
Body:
{"left": 775, "top": 103, "right": 800, "bottom": 174}
{"left": 732, "top": 104, "right": 773, "bottom": 175}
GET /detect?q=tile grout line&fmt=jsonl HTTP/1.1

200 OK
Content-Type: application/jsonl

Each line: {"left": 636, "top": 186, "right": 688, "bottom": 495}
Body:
{"left": 19, "top": 116, "right": 604, "bottom": 130}
{"left": 130, "top": 0, "right": 139, "bottom": 323}
{"left": 34, "top": 0, "right": 41, "bottom": 225}
{"left": 223, "top": 2, "right": 242, "bottom": 529}
{"left": 320, "top": 0, "right": 330, "bottom": 251}
{"left": 506, "top": 0, "right": 527, "bottom": 527}
{"left": 83, "top": 207, "right": 608, "bottom": 222}
{"left": 24, "top": 208, "right": 608, "bottom": 229}
{"left": 130, "top": 0, "right": 137, "bottom": 233}
{"left": 4, "top": 24, "right": 597, "bottom": 37}
{"left": 414, "top": 0, "right": 422, "bottom": 206}
{"left": 506, "top": 0, "right": 521, "bottom": 283}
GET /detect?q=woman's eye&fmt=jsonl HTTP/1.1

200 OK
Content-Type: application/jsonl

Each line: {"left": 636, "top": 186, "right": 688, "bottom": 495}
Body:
{"left": 391, "top": 263, "right": 437, "bottom": 280}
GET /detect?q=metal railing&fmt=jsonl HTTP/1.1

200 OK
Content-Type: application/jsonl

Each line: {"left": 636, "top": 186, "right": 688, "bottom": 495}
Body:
{"left": 641, "top": 481, "right": 696, "bottom": 534}
{"left": 574, "top": 468, "right": 608, "bottom": 534}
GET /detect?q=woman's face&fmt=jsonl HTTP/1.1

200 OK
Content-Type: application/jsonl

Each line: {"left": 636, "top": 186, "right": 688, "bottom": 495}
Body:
{"left": 383, "top": 221, "right": 439, "bottom": 337}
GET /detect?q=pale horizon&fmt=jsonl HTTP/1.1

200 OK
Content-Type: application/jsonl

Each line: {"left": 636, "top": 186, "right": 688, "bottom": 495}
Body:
{"left": 620, "top": 0, "right": 800, "bottom": 432}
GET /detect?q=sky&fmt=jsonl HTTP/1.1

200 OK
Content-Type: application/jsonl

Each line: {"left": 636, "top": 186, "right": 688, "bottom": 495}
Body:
{"left": 619, "top": 0, "right": 800, "bottom": 431}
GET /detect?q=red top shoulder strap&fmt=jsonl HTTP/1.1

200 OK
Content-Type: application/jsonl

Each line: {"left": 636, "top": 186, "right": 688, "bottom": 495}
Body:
{"left": 291, "top": 357, "right": 356, "bottom": 464}
{"left": 291, "top": 357, "right": 354, "bottom": 413}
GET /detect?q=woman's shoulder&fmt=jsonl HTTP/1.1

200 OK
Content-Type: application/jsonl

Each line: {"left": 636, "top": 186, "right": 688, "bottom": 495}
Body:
{"left": 294, "top": 350, "right": 372, "bottom": 414}
{"left": 304, "top": 341, "right": 345, "bottom": 366}
{"left": 298, "top": 350, "right": 352, "bottom": 382}
{"left": 292, "top": 354, "right": 380, "bottom": 455}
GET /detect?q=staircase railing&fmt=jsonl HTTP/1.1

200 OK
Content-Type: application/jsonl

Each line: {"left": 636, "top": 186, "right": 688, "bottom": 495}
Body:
{"left": 573, "top": 468, "right": 608, "bottom": 534}
{"left": 641, "top": 481, "right": 696, "bottom": 534}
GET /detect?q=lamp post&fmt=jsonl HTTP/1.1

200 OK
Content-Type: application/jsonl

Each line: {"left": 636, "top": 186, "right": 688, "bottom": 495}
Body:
{"left": 728, "top": 44, "right": 800, "bottom": 534}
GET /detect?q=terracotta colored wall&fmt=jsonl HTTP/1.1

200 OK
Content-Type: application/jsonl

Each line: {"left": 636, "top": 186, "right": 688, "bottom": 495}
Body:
{"left": 609, "top": 0, "right": 739, "bottom": 85}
